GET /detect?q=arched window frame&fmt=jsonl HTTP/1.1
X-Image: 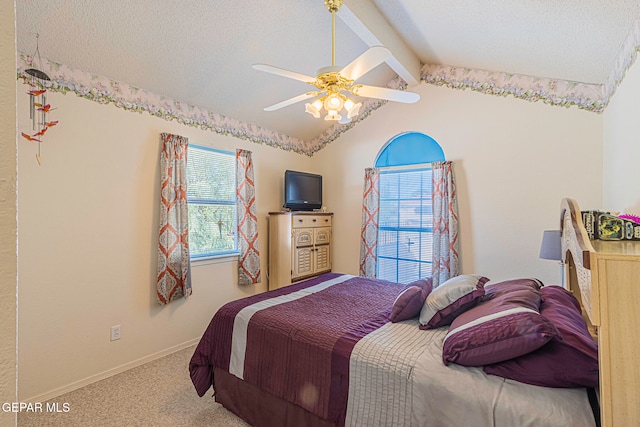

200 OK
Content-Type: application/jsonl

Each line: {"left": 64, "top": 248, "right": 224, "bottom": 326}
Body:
{"left": 374, "top": 131, "right": 444, "bottom": 168}
{"left": 374, "top": 132, "right": 445, "bottom": 283}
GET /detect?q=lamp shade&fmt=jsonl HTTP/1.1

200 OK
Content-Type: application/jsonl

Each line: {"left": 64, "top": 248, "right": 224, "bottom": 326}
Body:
{"left": 539, "top": 230, "right": 562, "bottom": 261}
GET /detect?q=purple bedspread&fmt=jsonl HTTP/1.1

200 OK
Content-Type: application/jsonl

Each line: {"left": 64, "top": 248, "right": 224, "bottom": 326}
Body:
{"left": 189, "top": 273, "right": 404, "bottom": 424}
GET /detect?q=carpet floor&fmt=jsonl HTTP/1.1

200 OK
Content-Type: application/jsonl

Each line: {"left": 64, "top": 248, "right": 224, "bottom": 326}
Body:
{"left": 18, "top": 345, "right": 249, "bottom": 427}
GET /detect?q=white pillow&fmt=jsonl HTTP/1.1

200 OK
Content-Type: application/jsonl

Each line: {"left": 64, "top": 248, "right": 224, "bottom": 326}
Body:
{"left": 419, "top": 274, "right": 490, "bottom": 329}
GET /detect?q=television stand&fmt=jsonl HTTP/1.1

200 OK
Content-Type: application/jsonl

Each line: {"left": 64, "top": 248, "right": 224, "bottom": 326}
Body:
{"left": 267, "top": 211, "right": 333, "bottom": 290}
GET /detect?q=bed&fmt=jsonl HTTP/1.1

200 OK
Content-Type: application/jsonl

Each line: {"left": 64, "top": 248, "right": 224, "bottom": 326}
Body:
{"left": 190, "top": 272, "right": 598, "bottom": 427}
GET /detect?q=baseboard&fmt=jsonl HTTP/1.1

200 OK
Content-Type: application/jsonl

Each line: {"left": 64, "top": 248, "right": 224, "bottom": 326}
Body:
{"left": 22, "top": 338, "right": 200, "bottom": 402}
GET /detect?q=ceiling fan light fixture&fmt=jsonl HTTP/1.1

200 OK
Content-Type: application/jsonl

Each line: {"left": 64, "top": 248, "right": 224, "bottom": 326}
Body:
{"left": 323, "top": 92, "right": 344, "bottom": 112}
{"left": 344, "top": 99, "right": 362, "bottom": 118}
{"left": 306, "top": 91, "right": 361, "bottom": 122}
{"left": 324, "top": 109, "right": 342, "bottom": 121}
{"left": 305, "top": 101, "right": 322, "bottom": 118}
{"left": 344, "top": 98, "right": 354, "bottom": 110}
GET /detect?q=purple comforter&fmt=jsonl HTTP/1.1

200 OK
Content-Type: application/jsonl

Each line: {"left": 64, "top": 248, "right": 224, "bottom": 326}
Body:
{"left": 189, "top": 273, "right": 404, "bottom": 424}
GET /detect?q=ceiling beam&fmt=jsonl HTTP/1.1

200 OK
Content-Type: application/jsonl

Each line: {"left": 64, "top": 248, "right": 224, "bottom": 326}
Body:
{"left": 338, "top": 1, "right": 421, "bottom": 86}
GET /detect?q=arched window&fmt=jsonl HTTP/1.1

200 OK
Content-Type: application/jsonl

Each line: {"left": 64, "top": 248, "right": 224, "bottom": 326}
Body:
{"left": 375, "top": 132, "right": 444, "bottom": 283}
{"left": 375, "top": 132, "right": 444, "bottom": 168}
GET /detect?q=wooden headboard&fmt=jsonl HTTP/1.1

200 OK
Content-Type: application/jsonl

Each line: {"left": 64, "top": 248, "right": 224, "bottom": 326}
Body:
{"left": 559, "top": 198, "right": 598, "bottom": 332}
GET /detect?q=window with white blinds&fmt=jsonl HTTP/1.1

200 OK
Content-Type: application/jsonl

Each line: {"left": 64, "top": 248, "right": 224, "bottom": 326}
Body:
{"left": 377, "top": 168, "right": 433, "bottom": 284}
{"left": 186, "top": 145, "right": 237, "bottom": 258}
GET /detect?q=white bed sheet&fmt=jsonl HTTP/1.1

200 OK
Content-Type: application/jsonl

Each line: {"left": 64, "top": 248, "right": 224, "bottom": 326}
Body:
{"left": 346, "top": 319, "right": 596, "bottom": 427}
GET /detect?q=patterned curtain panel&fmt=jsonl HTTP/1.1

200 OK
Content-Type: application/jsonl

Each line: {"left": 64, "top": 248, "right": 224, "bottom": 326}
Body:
{"left": 236, "top": 149, "right": 261, "bottom": 285}
{"left": 157, "top": 133, "right": 192, "bottom": 304}
{"left": 431, "top": 161, "right": 460, "bottom": 287}
{"left": 359, "top": 167, "right": 381, "bottom": 278}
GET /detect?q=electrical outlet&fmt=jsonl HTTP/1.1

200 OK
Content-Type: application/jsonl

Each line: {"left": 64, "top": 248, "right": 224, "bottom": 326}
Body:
{"left": 110, "top": 325, "right": 121, "bottom": 341}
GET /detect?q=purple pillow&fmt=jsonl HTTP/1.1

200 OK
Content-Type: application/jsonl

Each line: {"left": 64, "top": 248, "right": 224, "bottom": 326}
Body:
{"left": 407, "top": 278, "right": 434, "bottom": 293}
{"left": 485, "top": 278, "right": 544, "bottom": 299}
{"left": 419, "top": 275, "right": 489, "bottom": 329}
{"left": 482, "top": 277, "right": 544, "bottom": 299}
{"left": 391, "top": 278, "right": 433, "bottom": 323}
{"left": 442, "top": 278, "right": 558, "bottom": 366}
{"left": 484, "top": 285, "right": 599, "bottom": 388}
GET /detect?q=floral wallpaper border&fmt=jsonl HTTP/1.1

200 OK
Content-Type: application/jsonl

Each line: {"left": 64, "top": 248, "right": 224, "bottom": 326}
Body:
{"left": 17, "top": 53, "right": 317, "bottom": 156}
{"left": 602, "top": 14, "right": 640, "bottom": 106}
{"left": 420, "top": 64, "right": 605, "bottom": 112}
{"left": 421, "top": 13, "right": 640, "bottom": 114}
{"left": 16, "top": 14, "right": 640, "bottom": 156}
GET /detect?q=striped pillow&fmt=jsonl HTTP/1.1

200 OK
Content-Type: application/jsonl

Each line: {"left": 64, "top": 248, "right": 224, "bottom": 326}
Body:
{"left": 442, "top": 278, "right": 559, "bottom": 366}
{"left": 419, "top": 275, "right": 489, "bottom": 329}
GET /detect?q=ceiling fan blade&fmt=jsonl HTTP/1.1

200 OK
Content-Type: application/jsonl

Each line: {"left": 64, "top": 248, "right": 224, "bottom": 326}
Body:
{"left": 340, "top": 46, "right": 392, "bottom": 82}
{"left": 353, "top": 85, "right": 420, "bottom": 103}
{"left": 253, "top": 64, "right": 316, "bottom": 83}
{"left": 263, "top": 92, "right": 317, "bottom": 112}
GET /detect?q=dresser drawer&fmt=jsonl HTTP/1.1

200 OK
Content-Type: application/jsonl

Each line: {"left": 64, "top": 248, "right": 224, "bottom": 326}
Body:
{"left": 292, "top": 215, "right": 332, "bottom": 229}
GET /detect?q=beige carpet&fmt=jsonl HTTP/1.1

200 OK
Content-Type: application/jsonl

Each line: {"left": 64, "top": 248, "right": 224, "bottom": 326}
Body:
{"left": 18, "top": 346, "right": 249, "bottom": 427}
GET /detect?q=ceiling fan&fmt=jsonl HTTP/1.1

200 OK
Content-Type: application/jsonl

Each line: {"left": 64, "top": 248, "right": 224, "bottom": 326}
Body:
{"left": 253, "top": 0, "right": 420, "bottom": 124}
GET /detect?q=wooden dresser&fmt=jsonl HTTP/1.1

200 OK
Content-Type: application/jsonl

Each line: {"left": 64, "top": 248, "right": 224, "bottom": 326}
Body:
{"left": 267, "top": 212, "right": 333, "bottom": 290}
{"left": 561, "top": 198, "right": 640, "bottom": 427}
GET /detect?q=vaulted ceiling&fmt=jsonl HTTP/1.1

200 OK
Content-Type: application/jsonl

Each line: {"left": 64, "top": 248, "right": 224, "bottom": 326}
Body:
{"left": 15, "top": 1, "right": 640, "bottom": 146}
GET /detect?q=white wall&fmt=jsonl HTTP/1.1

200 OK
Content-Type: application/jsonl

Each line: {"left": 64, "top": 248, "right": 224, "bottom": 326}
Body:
{"left": 1, "top": 0, "right": 18, "bottom": 424}
{"left": 314, "top": 83, "right": 603, "bottom": 285}
{"left": 17, "top": 91, "right": 312, "bottom": 400}
{"left": 603, "top": 58, "right": 640, "bottom": 213}
{"left": 17, "top": 58, "right": 615, "bottom": 401}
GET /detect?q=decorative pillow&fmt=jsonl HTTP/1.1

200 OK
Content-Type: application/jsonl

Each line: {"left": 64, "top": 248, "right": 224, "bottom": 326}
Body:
{"left": 407, "top": 278, "right": 434, "bottom": 293}
{"left": 482, "top": 277, "right": 544, "bottom": 300}
{"left": 442, "top": 278, "right": 558, "bottom": 366}
{"left": 419, "top": 275, "right": 489, "bottom": 329}
{"left": 484, "top": 285, "right": 599, "bottom": 388}
{"left": 391, "top": 278, "right": 433, "bottom": 323}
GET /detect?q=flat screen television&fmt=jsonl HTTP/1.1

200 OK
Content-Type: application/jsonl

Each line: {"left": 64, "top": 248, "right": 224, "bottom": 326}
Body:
{"left": 284, "top": 170, "right": 322, "bottom": 211}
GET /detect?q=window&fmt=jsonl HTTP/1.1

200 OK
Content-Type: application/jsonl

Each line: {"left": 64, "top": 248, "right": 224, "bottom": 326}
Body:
{"left": 374, "top": 132, "right": 444, "bottom": 284}
{"left": 377, "top": 168, "right": 433, "bottom": 283}
{"left": 186, "top": 145, "right": 237, "bottom": 259}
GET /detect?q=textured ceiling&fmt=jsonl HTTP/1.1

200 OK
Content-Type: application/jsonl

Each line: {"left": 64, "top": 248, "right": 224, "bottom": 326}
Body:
{"left": 15, "top": 0, "right": 640, "bottom": 142}
{"left": 373, "top": 0, "right": 640, "bottom": 84}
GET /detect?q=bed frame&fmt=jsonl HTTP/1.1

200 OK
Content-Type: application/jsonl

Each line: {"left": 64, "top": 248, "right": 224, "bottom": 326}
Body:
{"left": 214, "top": 367, "right": 333, "bottom": 427}
{"left": 560, "top": 197, "right": 640, "bottom": 427}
